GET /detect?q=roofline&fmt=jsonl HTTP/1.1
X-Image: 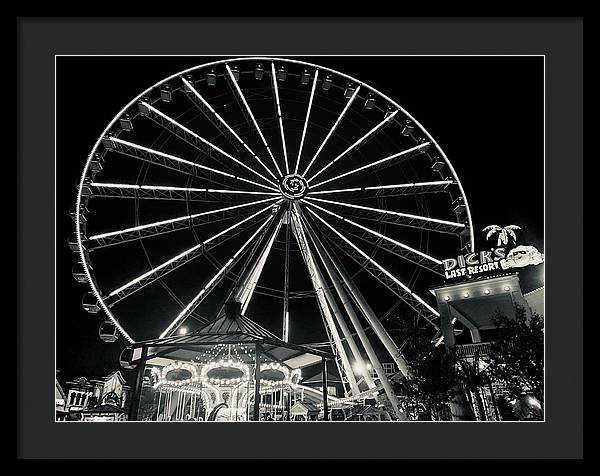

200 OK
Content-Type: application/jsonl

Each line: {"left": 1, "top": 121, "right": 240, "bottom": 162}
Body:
{"left": 131, "top": 332, "right": 260, "bottom": 348}
{"left": 429, "top": 272, "right": 521, "bottom": 293}
{"left": 130, "top": 336, "right": 335, "bottom": 361}
{"left": 524, "top": 285, "right": 545, "bottom": 296}
{"left": 55, "top": 379, "right": 67, "bottom": 400}
{"left": 104, "top": 370, "right": 127, "bottom": 384}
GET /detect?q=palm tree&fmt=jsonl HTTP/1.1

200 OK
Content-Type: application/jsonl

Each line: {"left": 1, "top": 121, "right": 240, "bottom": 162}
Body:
{"left": 483, "top": 224, "right": 521, "bottom": 247}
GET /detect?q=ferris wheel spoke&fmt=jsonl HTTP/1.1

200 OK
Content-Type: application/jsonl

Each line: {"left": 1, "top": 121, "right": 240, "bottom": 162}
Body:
{"left": 307, "top": 110, "right": 398, "bottom": 184}
{"left": 294, "top": 69, "right": 319, "bottom": 175}
{"left": 305, "top": 196, "right": 465, "bottom": 235}
{"left": 303, "top": 200, "right": 444, "bottom": 275}
{"left": 307, "top": 180, "right": 455, "bottom": 199}
{"left": 282, "top": 206, "right": 291, "bottom": 342}
{"left": 159, "top": 211, "right": 280, "bottom": 338}
{"left": 309, "top": 141, "right": 431, "bottom": 190}
{"left": 103, "top": 203, "right": 277, "bottom": 306}
{"left": 105, "top": 136, "right": 278, "bottom": 192}
{"left": 138, "top": 100, "right": 278, "bottom": 188}
{"left": 87, "top": 197, "right": 279, "bottom": 249}
{"left": 90, "top": 182, "right": 279, "bottom": 201}
{"left": 333, "top": 227, "right": 444, "bottom": 277}
{"left": 302, "top": 86, "right": 361, "bottom": 177}
{"left": 181, "top": 77, "right": 279, "bottom": 182}
{"left": 225, "top": 64, "right": 283, "bottom": 178}
{"left": 306, "top": 208, "right": 440, "bottom": 327}
{"left": 270, "top": 63, "right": 290, "bottom": 175}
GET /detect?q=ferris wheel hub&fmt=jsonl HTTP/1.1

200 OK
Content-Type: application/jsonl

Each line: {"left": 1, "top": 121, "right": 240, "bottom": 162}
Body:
{"left": 279, "top": 173, "right": 309, "bottom": 200}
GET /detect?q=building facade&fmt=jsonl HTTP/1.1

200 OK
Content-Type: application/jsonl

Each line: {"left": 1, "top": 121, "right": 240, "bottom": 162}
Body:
{"left": 430, "top": 273, "right": 544, "bottom": 421}
{"left": 57, "top": 371, "right": 131, "bottom": 421}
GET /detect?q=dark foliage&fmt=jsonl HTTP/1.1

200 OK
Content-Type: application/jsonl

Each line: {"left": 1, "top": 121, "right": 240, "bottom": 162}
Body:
{"left": 396, "top": 331, "right": 461, "bottom": 420}
{"left": 487, "top": 305, "right": 544, "bottom": 404}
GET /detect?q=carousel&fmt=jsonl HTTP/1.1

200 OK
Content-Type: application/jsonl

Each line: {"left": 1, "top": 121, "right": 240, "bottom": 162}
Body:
{"left": 124, "top": 300, "right": 335, "bottom": 421}
{"left": 149, "top": 348, "right": 300, "bottom": 421}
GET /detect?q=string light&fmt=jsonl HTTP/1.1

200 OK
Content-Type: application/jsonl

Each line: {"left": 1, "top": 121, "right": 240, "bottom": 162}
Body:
{"left": 150, "top": 343, "right": 302, "bottom": 421}
{"left": 259, "top": 362, "right": 301, "bottom": 387}
{"left": 201, "top": 358, "right": 250, "bottom": 386}
{"left": 155, "top": 361, "right": 198, "bottom": 388}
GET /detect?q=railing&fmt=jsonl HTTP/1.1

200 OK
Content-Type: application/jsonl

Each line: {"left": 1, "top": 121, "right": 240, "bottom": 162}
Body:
{"left": 454, "top": 341, "right": 493, "bottom": 358}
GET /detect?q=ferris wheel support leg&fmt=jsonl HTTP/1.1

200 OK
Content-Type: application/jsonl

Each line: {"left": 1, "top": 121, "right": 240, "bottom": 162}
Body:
{"left": 290, "top": 204, "right": 360, "bottom": 396}
{"left": 234, "top": 216, "right": 283, "bottom": 314}
{"left": 304, "top": 221, "right": 379, "bottom": 386}
{"left": 304, "top": 222, "right": 405, "bottom": 420}
{"left": 299, "top": 213, "right": 377, "bottom": 390}
{"left": 319, "top": 277, "right": 377, "bottom": 389}
{"left": 314, "top": 227, "right": 411, "bottom": 380}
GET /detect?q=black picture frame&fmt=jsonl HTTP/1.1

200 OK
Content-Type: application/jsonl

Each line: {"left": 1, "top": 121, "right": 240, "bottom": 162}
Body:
{"left": 17, "top": 17, "right": 583, "bottom": 459}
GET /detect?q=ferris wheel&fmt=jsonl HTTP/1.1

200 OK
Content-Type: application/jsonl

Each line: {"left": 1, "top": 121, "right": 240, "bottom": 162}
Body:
{"left": 70, "top": 57, "right": 474, "bottom": 411}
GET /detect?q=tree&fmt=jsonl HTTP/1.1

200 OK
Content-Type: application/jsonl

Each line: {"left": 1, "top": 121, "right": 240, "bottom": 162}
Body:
{"left": 483, "top": 224, "right": 521, "bottom": 246}
{"left": 396, "top": 331, "right": 461, "bottom": 421}
{"left": 486, "top": 305, "right": 544, "bottom": 417}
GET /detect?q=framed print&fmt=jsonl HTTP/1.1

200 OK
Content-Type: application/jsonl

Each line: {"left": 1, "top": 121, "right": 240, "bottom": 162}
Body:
{"left": 18, "top": 17, "right": 583, "bottom": 460}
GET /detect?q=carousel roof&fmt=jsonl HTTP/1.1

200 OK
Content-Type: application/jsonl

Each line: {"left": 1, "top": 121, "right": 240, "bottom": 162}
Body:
{"left": 198, "top": 313, "right": 280, "bottom": 338}
{"left": 130, "top": 306, "right": 334, "bottom": 370}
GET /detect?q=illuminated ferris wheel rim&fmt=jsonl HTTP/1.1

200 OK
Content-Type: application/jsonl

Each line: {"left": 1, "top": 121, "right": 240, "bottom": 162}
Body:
{"left": 74, "top": 56, "right": 475, "bottom": 348}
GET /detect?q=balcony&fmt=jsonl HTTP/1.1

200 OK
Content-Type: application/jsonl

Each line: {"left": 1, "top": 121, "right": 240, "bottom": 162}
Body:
{"left": 454, "top": 342, "right": 493, "bottom": 358}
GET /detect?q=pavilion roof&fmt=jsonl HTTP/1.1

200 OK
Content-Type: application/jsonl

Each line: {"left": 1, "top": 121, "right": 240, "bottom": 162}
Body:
{"left": 130, "top": 312, "right": 334, "bottom": 368}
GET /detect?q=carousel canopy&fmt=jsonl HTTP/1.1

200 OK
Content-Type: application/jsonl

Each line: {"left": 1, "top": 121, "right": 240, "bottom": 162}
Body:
{"left": 130, "top": 306, "right": 334, "bottom": 370}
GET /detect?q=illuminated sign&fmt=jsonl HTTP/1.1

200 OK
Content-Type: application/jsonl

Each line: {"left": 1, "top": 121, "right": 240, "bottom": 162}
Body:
{"left": 443, "top": 248, "right": 506, "bottom": 279}
{"left": 443, "top": 225, "right": 544, "bottom": 280}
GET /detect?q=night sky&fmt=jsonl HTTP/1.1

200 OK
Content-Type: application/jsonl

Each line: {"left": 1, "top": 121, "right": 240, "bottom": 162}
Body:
{"left": 56, "top": 56, "right": 544, "bottom": 387}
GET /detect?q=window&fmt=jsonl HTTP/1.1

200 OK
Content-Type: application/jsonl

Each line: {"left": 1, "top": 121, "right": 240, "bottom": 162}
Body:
{"left": 383, "top": 363, "right": 396, "bottom": 375}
